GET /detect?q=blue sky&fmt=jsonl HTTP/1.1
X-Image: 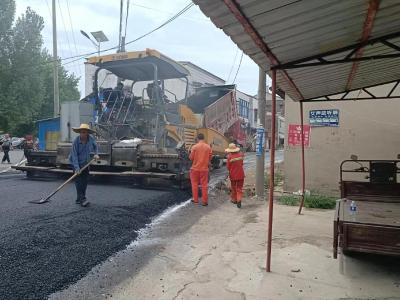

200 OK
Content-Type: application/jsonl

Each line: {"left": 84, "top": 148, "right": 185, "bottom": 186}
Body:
{"left": 15, "top": 0, "right": 269, "bottom": 97}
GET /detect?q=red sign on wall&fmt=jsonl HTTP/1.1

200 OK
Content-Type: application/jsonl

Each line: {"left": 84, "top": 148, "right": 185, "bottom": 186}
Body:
{"left": 288, "top": 124, "right": 310, "bottom": 147}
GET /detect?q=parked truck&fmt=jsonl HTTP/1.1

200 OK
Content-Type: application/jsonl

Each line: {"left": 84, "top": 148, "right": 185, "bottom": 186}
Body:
{"left": 14, "top": 49, "right": 236, "bottom": 187}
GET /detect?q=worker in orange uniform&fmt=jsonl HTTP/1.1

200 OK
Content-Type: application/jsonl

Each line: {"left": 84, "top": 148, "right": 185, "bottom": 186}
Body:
{"left": 226, "top": 143, "right": 245, "bottom": 208}
{"left": 189, "top": 133, "right": 212, "bottom": 206}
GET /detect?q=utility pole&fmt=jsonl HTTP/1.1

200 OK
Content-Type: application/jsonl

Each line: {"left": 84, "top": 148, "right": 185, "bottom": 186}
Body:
{"left": 118, "top": 0, "right": 124, "bottom": 52}
{"left": 255, "top": 67, "right": 266, "bottom": 197}
{"left": 52, "top": 0, "right": 60, "bottom": 117}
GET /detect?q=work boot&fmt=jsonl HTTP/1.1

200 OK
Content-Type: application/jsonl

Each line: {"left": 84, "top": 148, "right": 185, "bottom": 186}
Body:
{"left": 231, "top": 200, "right": 237, "bottom": 204}
{"left": 80, "top": 198, "right": 90, "bottom": 207}
{"left": 237, "top": 202, "right": 241, "bottom": 209}
{"left": 75, "top": 198, "right": 81, "bottom": 204}
{"left": 202, "top": 202, "right": 208, "bottom": 206}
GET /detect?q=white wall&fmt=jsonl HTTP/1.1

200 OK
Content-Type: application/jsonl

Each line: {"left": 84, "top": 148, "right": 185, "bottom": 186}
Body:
{"left": 284, "top": 84, "right": 400, "bottom": 195}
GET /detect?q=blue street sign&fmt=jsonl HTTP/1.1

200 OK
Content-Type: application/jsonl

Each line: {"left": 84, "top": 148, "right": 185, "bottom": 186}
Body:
{"left": 256, "top": 127, "right": 265, "bottom": 156}
{"left": 309, "top": 109, "right": 339, "bottom": 127}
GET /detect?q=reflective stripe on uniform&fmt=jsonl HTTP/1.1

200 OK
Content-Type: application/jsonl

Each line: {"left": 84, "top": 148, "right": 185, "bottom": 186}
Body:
{"left": 230, "top": 157, "right": 244, "bottom": 162}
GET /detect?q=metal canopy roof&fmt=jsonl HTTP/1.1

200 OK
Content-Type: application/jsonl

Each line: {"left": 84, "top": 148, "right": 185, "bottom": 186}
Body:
{"left": 193, "top": 0, "right": 400, "bottom": 101}
{"left": 87, "top": 50, "right": 190, "bottom": 81}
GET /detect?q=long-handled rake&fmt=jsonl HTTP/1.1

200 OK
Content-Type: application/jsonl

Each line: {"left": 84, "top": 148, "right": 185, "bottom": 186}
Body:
{"left": 29, "top": 159, "right": 95, "bottom": 204}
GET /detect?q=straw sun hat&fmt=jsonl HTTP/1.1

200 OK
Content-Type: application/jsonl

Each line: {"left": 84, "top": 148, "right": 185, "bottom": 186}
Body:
{"left": 72, "top": 123, "right": 96, "bottom": 134}
{"left": 225, "top": 143, "right": 240, "bottom": 153}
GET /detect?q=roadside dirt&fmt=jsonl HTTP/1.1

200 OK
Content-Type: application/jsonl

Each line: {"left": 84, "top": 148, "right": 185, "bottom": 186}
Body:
{"left": 105, "top": 163, "right": 400, "bottom": 300}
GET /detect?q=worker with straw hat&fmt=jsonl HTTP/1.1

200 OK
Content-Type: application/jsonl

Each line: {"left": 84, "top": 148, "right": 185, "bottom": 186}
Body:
{"left": 69, "top": 124, "right": 99, "bottom": 207}
{"left": 225, "top": 143, "right": 245, "bottom": 208}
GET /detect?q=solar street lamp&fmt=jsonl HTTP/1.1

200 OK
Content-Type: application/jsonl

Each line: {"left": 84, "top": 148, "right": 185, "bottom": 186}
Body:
{"left": 80, "top": 30, "right": 109, "bottom": 56}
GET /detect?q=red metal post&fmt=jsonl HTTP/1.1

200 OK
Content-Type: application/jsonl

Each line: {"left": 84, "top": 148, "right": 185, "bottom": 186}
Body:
{"left": 266, "top": 69, "right": 277, "bottom": 272}
{"left": 298, "top": 101, "right": 306, "bottom": 214}
{"left": 345, "top": 0, "right": 380, "bottom": 90}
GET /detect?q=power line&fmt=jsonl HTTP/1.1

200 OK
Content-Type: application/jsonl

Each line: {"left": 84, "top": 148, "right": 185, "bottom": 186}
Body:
{"left": 131, "top": 3, "right": 207, "bottom": 23}
{"left": 65, "top": 0, "right": 82, "bottom": 76}
{"left": 232, "top": 51, "right": 244, "bottom": 84}
{"left": 61, "top": 2, "right": 194, "bottom": 64}
{"left": 57, "top": 0, "right": 80, "bottom": 75}
{"left": 44, "top": 0, "right": 70, "bottom": 74}
{"left": 124, "top": 0, "right": 130, "bottom": 39}
{"left": 227, "top": 48, "right": 239, "bottom": 82}
{"left": 5, "top": 2, "right": 195, "bottom": 72}
{"left": 44, "top": 0, "right": 52, "bottom": 17}
{"left": 124, "top": 3, "right": 193, "bottom": 48}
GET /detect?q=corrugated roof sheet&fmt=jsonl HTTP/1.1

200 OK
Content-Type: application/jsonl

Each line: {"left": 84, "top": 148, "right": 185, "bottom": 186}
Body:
{"left": 194, "top": 0, "right": 400, "bottom": 101}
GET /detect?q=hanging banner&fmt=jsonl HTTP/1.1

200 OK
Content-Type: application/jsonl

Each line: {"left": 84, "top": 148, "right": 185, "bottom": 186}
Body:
{"left": 288, "top": 124, "right": 310, "bottom": 147}
{"left": 256, "top": 127, "right": 265, "bottom": 156}
{"left": 309, "top": 109, "right": 339, "bottom": 127}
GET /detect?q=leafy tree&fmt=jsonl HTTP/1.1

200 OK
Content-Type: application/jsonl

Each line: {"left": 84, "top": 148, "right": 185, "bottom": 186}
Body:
{"left": 0, "top": 1, "right": 80, "bottom": 136}
{"left": 0, "top": 0, "right": 16, "bottom": 131}
{"left": 38, "top": 52, "right": 80, "bottom": 120}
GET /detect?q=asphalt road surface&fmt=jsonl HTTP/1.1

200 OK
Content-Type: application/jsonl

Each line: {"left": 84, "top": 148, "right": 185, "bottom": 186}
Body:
{"left": 0, "top": 151, "right": 283, "bottom": 300}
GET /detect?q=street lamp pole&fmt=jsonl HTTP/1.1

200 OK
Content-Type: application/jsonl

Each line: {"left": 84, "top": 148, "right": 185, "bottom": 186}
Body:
{"left": 81, "top": 30, "right": 109, "bottom": 57}
{"left": 80, "top": 30, "right": 99, "bottom": 56}
{"left": 52, "top": 0, "right": 60, "bottom": 117}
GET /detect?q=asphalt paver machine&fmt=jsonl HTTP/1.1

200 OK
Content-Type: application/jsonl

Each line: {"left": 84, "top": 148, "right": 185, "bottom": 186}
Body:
{"left": 15, "top": 49, "right": 229, "bottom": 187}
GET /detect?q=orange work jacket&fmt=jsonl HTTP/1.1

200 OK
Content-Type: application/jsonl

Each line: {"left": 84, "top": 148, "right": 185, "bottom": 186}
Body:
{"left": 189, "top": 141, "right": 212, "bottom": 171}
{"left": 227, "top": 152, "right": 245, "bottom": 180}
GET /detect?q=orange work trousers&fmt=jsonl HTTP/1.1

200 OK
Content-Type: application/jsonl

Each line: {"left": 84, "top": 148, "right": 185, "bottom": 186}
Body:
{"left": 230, "top": 179, "right": 244, "bottom": 202}
{"left": 190, "top": 170, "right": 209, "bottom": 204}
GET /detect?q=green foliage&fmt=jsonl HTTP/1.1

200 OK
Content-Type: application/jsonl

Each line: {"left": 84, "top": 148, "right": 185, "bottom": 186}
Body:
{"left": 264, "top": 172, "right": 284, "bottom": 189}
{"left": 278, "top": 194, "right": 337, "bottom": 209}
{"left": 277, "top": 195, "right": 299, "bottom": 206}
{"left": 0, "top": 1, "right": 80, "bottom": 136}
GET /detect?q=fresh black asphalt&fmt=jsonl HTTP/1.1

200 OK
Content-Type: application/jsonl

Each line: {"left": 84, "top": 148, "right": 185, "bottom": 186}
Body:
{"left": 0, "top": 174, "right": 189, "bottom": 300}
{"left": 0, "top": 151, "right": 282, "bottom": 300}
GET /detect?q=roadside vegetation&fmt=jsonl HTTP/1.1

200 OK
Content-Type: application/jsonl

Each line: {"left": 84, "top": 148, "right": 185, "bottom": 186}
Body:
{"left": 0, "top": 0, "right": 80, "bottom": 135}
{"left": 278, "top": 194, "right": 337, "bottom": 209}
{"left": 264, "top": 169, "right": 336, "bottom": 209}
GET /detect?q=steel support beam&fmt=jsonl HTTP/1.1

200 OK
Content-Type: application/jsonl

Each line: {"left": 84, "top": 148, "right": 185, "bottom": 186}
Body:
{"left": 381, "top": 40, "right": 400, "bottom": 52}
{"left": 388, "top": 81, "right": 400, "bottom": 97}
{"left": 298, "top": 101, "right": 306, "bottom": 214}
{"left": 302, "top": 96, "right": 400, "bottom": 103}
{"left": 271, "top": 53, "right": 400, "bottom": 69}
{"left": 346, "top": 0, "right": 380, "bottom": 90}
{"left": 223, "top": 0, "right": 304, "bottom": 100}
{"left": 271, "top": 31, "right": 400, "bottom": 71}
{"left": 302, "top": 79, "right": 400, "bottom": 102}
{"left": 362, "top": 88, "right": 376, "bottom": 98}
{"left": 266, "top": 69, "right": 277, "bottom": 272}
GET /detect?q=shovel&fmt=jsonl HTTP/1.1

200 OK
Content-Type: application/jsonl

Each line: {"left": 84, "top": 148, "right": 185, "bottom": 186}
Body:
{"left": 30, "top": 159, "right": 96, "bottom": 204}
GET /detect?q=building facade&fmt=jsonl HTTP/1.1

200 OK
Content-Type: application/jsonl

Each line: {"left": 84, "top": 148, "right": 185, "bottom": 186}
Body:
{"left": 283, "top": 83, "right": 400, "bottom": 196}
{"left": 236, "top": 90, "right": 257, "bottom": 129}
